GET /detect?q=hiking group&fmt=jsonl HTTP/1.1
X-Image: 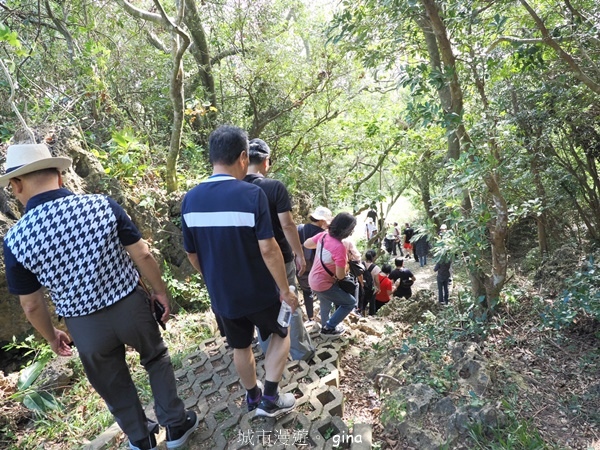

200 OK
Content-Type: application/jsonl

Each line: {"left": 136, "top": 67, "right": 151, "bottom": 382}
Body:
{"left": 2, "top": 124, "right": 451, "bottom": 450}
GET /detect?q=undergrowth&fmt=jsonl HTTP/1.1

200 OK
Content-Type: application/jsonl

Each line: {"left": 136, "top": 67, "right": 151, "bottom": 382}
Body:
{"left": 371, "top": 275, "right": 588, "bottom": 449}
{"left": 1, "top": 310, "right": 214, "bottom": 449}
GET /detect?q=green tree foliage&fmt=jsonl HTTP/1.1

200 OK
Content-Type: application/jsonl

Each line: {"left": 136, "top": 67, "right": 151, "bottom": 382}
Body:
{"left": 2, "top": 0, "right": 600, "bottom": 315}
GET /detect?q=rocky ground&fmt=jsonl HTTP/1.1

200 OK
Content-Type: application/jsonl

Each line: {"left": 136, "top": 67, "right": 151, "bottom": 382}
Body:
{"left": 338, "top": 254, "right": 600, "bottom": 450}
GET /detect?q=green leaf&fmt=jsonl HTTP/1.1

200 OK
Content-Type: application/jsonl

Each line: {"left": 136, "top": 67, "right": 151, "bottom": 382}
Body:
{"left": 22, "top": 391, "right": 59, "bottom": 413}
{"left": 17, "top": 360, "right": 45, "bottom": 391}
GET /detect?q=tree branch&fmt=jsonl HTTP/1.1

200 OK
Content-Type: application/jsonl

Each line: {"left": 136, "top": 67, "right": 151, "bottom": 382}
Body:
{"left": 0, "top": 59, "right": 35, "bottom": 142}
{"left": 115, "top": 0, "right": 164, "bottom": 25}
{"left": 44, "top": 0, "right": 78, "bottom": 61}
{"left": 486, "top": 36, "right": 568, "bottom": 54}
{"left": 519, "top": 0, "right": 600, "bottom": 95}
{"left": 145, "top": 30, "right": 168, "bottom": 53}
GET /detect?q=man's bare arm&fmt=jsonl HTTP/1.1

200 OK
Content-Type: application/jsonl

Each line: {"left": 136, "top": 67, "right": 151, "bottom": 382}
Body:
{"left": 20, "top": 289, "right": 72, "bottom": 356}
{"left": 278, "top": 211, "right": 306, "bottom": 276}
{"left": 125, "top": 239, "right": 170, "bottom": 322}
{"left": 259, "top": 237, "right": 298, "bottom": 310}
{"left": 186, "top": 252, "right": 202, "bottom": 274}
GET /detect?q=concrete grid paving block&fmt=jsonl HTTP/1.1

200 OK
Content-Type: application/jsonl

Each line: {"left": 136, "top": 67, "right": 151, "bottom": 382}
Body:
{"left": 302, "top": 396, "right": 325, "bottom": 422}
{"left": 207, "top": 352, "right": 233, "bottom": 373}
{"left": 198, "top": 336, "right": 225, "bottom": 351}
{"left": 292, "top": 366, "right": 322, "bottom": 391}
{"left": 314, "top": 348, "right": 339, "bottom": 367}
{"left": 177, "top": 380, "right": 193, "bottom": 398}
{"left": 192, "top": 367, "right": 217, "bottom": 385}
{"left": 188, "top": 362, "right": 214, "bottom": 386}
{"left": 274, "top": 411, "right": 312, "bottom": 447}
{"left": 88, "top": 329, "right": 361, "bottom": 450}
{"left": 310, "top": 416, "right": 349, "bottom": 450}
{"left": 202, "top": 382, "right": 230, "bottom": 409}
{"left": 215, "top": 362, "right": 237, "bottom": 379}
{"left": 283, "top": 359, "right": 311, "bottom": 384}
{"left": 212, "top": 407, "right": 244, "bottom": 449}
{"left": 221, "top": 375, "right": 246, "bottom": 404}
{"left": 319, "top": 341, "right": 344, "bottom": 356}
{"left": 281, "top": 381, "right": 312, "bottom": 405}
{"left": 350, "top": 423, "right": 373, "bottom": 450}
{"left": 315, "top": 363, "right": 340, "bottom": 388}
{"left": 183, "top": 348, "right": 208, "bottom": 365}
{"left": 312, "top": 385, "right": 344, "bottom": 417}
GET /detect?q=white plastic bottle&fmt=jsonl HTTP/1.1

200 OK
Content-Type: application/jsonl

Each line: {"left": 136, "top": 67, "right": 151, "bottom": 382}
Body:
{"left": 277, "top": 286, "right": 296, "bottom": 327}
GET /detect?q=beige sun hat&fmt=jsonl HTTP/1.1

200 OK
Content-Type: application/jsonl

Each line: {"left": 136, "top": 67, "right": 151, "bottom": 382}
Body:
{"left": 310, "top": 206, "right": 333, "bottom": 224}
{"left": 0, "top": 143, "right": 72, "bottom": 187}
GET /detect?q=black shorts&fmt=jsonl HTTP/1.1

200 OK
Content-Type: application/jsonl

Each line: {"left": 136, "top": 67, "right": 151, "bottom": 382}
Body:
{"left": 219, "top": 303, "right": 288, "bottom": 349}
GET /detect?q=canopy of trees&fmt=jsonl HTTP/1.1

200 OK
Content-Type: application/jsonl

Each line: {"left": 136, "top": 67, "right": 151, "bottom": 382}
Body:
{"left": 2, "top": 0, "right": 599, "bottom": 311}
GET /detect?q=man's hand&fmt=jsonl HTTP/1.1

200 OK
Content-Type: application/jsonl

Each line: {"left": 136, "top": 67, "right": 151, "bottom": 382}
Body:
{"left": 295, "top": 253, "right": 306, "bottom": 277}
{"left": 280, "top": 287, "right": 299, "bottom": 313}
{"left": 152, "top": 291, "right": 171, "bottom": 324}
{"left": 50, "top": 328, "right": 73, "bottom": 356}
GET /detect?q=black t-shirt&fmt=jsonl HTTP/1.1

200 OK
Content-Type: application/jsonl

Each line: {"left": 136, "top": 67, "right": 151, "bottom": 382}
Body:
{"left": 244, "top": 173, "right": 294, "bottom": 263}
{"left": 298, "top": 223, "right": 323, "bottom": 263}
{"left": 403, "top": 226, "right": 414, "bottom": 243}
{"left": 389, "top": 268, "right": 413, "bottom": 296}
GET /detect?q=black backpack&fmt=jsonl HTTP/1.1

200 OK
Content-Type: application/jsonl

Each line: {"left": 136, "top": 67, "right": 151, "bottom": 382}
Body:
{"left": 363, "top": 263, "right": 376, "bottom": 294}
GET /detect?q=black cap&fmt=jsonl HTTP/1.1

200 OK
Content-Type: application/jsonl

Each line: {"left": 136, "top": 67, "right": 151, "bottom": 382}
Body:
{"left": 248, "top": 138, "right": 271, "bottom": 157}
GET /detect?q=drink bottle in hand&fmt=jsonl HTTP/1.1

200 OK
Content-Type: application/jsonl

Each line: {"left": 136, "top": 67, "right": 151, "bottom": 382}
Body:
{"left": 277, "top": 286, "right": 296, "bottom": 327}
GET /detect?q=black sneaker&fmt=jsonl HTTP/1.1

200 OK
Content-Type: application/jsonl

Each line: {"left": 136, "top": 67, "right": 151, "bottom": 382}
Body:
{"left": 255, "top": 392, "right": 296, "bottom": 418}
{"left": 129, "top": 434, "right": 156, "bottom": 450}
{"left": 320, "top": 324, "right": 346, "bottom": 337}
{"left": 166, "top": 410, "right": 199, "bottom": 449}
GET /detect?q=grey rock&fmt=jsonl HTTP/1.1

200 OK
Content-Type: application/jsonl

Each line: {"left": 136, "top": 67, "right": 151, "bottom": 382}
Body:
{"left": 433, "top": 396, "right": 456, "bottom": 416}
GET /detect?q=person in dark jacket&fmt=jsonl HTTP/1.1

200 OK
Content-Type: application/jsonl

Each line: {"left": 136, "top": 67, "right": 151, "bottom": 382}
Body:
{"left": 434, "top": 257, "right": 452, "bottom": 304}
{"left": 413, "top": 231, "right": 431, "bottom": 267}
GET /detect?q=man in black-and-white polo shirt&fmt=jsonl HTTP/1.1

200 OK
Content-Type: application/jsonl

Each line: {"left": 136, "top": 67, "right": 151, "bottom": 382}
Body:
{"left": 1, "top": 142, "right": 197, "bottom": 450}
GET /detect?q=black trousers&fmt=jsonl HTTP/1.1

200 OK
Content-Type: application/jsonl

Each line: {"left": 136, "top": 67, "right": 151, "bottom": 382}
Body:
{"left": 65, "top": 287, "right": 186, "bottom": 442}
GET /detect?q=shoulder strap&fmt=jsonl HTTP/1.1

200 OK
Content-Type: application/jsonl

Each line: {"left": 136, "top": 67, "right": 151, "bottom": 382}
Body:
{"left": 367, "top": 264, "right": 376, "bottom": 273}
{"left": 319, "top": 235, "right": 336, "bottom": 278}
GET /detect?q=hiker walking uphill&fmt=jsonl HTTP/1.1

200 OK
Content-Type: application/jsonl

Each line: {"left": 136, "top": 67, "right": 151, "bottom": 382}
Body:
{"left": 1, "top": 143, "right": 197, "bottom": 450}
{"left": 244, "top": 137, "right": 314, "bottom": 362}
{"left": 181, "top": 125, "right": 297, "bottom": 418}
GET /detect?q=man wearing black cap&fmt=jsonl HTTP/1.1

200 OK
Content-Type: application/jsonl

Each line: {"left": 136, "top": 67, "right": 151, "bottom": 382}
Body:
{"left": 244, "top": 138, "right": 315, "bottom": 361}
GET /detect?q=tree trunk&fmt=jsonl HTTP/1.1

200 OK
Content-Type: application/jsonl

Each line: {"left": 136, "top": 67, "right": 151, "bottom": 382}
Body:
{"left": 154, "top": 0, "right": 190, "bottom": 193}
{"left": 166, "top": 55, "right": 186, "bottom": 192}
{"left": 531, "top": 154, "right": 550, "bottom": 257}
{"left": 421, "top": 0, "right": 509, "bottom": 310}
{"left": 182, "top": 0, "right": 218, "bottom": 129}
{"left": 416, "top": 15, "right": 459, "bottom": 161}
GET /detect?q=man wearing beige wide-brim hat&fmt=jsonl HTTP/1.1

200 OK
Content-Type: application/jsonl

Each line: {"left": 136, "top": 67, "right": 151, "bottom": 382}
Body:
{"left": 2, "top": 142, "right": 197, "bottom": 450}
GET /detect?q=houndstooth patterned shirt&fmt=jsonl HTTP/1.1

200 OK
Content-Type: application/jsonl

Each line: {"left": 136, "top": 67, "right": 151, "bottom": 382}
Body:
{"left": 4, "top": 189, "right": 141, "bottom": 317}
